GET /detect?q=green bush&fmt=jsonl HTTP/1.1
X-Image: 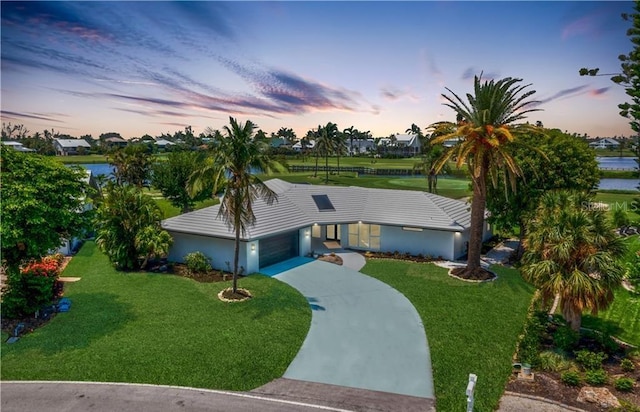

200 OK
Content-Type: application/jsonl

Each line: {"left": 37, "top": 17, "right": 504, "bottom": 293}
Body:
{"left": 614, "top": 377, "right": 635, "bottom": 393}
{"left": 517, "top": 311, "right": 548, "bottom": 366}
{"left": 553, "top": 325, "right": 579, "bottom": 351}
{"left": 621, "top": 358, "right": 636, "bottom": 372}
{"left": 584, "top": 369, "right": 608, "bottom": 386}
{"left": 184, "top": 251, "right": 212, "bottom": 274}
{"left": 1, "top": 259, "right": 61, "bottom": 318}
{"left": 561, "top": 370, "right": 581, "bottom": 387}
{"left": 575, "top": 350, "right": 608, "bottom": 370}
{"left": 614, "top": 400, "right": 640, "bottom": 412}
{"left": 538, "top": 351, "right": 572, "bottom": 372}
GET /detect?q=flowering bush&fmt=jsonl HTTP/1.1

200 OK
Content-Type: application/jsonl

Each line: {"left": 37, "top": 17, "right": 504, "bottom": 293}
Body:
{"left": 1, "top": 257, "right": 62, "bottom": 318}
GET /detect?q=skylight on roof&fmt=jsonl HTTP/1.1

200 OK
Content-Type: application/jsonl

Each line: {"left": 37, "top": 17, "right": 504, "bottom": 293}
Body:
{"left": 311, "top": 194, "right": 335, "bottom": 211}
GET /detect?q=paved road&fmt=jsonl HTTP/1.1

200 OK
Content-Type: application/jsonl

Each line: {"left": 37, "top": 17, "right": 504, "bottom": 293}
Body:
{"left": 0, "top": 381, "right": 353, "bottom": 412}
{"left": 275, "top": 260, "right": 434, "bottom": 399}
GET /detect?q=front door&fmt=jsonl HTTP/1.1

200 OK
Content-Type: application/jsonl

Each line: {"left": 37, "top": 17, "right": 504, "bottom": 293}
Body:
{"left": 326, "top": 224, "right": 341, "bottom": 241}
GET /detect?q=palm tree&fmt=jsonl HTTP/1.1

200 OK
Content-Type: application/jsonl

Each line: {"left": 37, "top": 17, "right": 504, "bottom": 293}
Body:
{"left": 315, "top": 122, "right": 337, "bottom": 183}
{"left": 189, "top": 117, "right": 281, "bottom": 294}
{"left": 521, "top": 190, "right": 626, "bottom": 331}
{"left": 343, "top": 126, "right": 357, "bottom": 156}
{"left": 428, "top": 74, "right": 539, "bottom": 278}
{"left": 334, "top": 129, "right": 347, "bottom": 174}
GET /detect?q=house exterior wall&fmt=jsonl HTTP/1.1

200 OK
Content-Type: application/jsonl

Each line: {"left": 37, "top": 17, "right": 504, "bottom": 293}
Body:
{"left": 299, "top": 227, "right": 312, "bottom": 256}
{"left": 380, "top": 225, "right": 455, "bottom": 260}
{"left": 167, "top": 232, "right": 249, "bottom": 273}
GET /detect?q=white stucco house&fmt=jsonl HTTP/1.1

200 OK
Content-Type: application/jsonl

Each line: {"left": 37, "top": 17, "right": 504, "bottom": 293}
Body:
{"left": 162, "top": 179, "right": 490, "bottom": 274}
{"left": 54, "top": 138, "right": 92, "bottom": 155}
{"left": 1, "top": 141, "right": 35, "bottom": 152}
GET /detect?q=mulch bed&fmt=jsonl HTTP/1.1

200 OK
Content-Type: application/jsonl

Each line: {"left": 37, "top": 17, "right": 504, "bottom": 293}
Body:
{"left": 450, "top": 266, "right": 496, "bottom": 281}
{"left": 170, "top": 264, "right": 232, "bottom": 283}
{"left": 318, "top": 254, "right": 343, "bottom": 265}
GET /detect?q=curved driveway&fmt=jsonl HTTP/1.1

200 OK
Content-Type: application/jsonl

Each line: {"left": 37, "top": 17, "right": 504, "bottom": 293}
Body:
{"left": 274, "top": 258, "right": 434, "bottom": 399}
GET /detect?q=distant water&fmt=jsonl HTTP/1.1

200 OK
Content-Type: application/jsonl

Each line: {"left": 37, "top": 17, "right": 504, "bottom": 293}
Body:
{"left": 71, "top": 163, "right": 114, "bottom": 177}
{"left": 597, "top": 157, "right": 638, "bottom": 170}
{"left": 598, "top": 178, "right": 639, "bottom": 191}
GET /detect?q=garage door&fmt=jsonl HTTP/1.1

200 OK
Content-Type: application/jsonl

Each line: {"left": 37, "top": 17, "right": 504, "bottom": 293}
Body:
{"left": 259, "top": 231, "right": 299, "bottom": 268}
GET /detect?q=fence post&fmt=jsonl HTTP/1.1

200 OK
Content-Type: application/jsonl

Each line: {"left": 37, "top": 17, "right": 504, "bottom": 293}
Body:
{"left": 466, "top": 373, "right": 477, "bottom": 412}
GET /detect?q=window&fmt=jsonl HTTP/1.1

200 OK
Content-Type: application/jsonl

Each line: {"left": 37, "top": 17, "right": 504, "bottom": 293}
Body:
{"left": 312, "top": 224, "right": 321, "bottom": 238}
{"left": 348, "top": 223, "right": 380, "bottom": 250}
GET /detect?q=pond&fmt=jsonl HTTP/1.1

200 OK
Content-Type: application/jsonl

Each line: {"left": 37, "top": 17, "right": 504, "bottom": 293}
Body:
{"left": 597, "top": 157, "right": 638, "bottom": 170}
{"left": 71, "top": 163, "right": 114, "bottom": 177}
{"left": 598, "top": 178, "right": 639, "bottom": 191}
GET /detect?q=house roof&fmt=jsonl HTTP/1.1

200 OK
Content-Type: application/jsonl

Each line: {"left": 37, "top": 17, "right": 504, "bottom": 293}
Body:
{"left": 162, "top": 179, "right": 472, "bottom": 241}
{"left": 154, "top": 139, "right": 175, "bottom": 146}
{"left": 1, "top": 141, "right": 34, "bottom": 152}
{"left": 394, "top": 134, "right": 419, "bottom": 146}
{"left": 54, "top": 138, "right": 91, "bottom": 148}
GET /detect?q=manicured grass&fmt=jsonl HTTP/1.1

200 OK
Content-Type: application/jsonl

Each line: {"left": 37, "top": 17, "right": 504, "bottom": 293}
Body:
{"left": 600, "top": 170, "right": 638, "bottom": 179}
{"left": 286, "top": 156, "right": 424, "bottom": 169}
{"left": 56, "top": 154, "right": 108, "bottom": 164}
{"left": 269, "top": 172, "right": 471, "bottom": 199}
{"left": 360, "top": 260, "right": 534, "bottom": 412}
{"left": 155, "top": 197, "right": 219, "bottom": 219}
{"left": 594, "top": 191, "right": 640, "bottom": 222}
{"left": 582, "top": 235, "right": 640, "bottom": 347}
{"left": 1, "top": 242, "right": 311, "bottom": 390}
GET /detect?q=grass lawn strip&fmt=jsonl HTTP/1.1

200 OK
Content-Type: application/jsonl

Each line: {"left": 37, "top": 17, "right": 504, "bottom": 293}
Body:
{"left": 1, "top": 242, "right": 311, "bottom": 391}
{"left": 361, "top": 260, "right": 534, "bottom": 412}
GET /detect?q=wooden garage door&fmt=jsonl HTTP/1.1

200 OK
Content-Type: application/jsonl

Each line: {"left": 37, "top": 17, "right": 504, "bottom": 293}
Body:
{"left": 259, "top": 231, "right": 299, "bottom": 268}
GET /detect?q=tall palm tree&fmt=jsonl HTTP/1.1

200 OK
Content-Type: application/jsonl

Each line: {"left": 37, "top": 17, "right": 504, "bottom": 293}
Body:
{"left": 334, "top": 129, "right": 347, "bottom": 175}
{"left": 428, "top": 74, "right": 539, "bottom": 278}
{"left": 343, "top": 126, "right": 357, "bottom": 156}
{"left": 315, "top": 122, "right": 337, "bottom": 183}
{"left": 522, "top": 190, "right": 626, "bottom": 331}
{"left": 189, "top": 117, "right": 281, "bottom": 294}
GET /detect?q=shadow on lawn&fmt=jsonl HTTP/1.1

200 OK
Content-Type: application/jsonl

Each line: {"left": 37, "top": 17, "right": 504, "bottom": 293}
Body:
{"left": 5, "top": 292, "right": 135, "bottom": 355}
{"left": 235, "top": 277, "right": 311, "bottom": 321}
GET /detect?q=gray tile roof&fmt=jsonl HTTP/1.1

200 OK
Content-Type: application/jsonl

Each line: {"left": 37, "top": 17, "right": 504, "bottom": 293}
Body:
{"left": 162, "top": 179, "right": 472, "bottom": 240}
{"left": 54, "top": 138, "right": 91, "bottom": 148}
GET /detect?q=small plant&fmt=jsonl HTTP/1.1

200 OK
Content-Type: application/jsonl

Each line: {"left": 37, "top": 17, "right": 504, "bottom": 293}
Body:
{"left": 614, "top": 377, "right": 634, "bottom": 393}
{"left": 561, "top": 370, "right": 581, "bottom": 387}
{"left": 553, "top": 325, "right": 579, "bottom": 351}
{"left": 538, "top": 351, "right": 573, "bottom": 372}
{"left": 621, "top": 358, "right": 636, "bottom": 372}
{"left": 614, "top": 400, "right": 640, "bottom": 412}
{"left": 184, "top": 251, "right": 212, "bottom": 274}
{"left": 575, "top": 350, "right": 607, "bottom": 370}
{"left": 584, "top": 369, "right": 608, "bottom": 386}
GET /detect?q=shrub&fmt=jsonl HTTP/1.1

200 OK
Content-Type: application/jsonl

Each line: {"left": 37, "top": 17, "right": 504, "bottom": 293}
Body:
{"left": 1, "top": 258, "right": 61, "bottom": 318}
{"left": 584, "top": 369, "right": 608, "bottom": 386}
{"left": 561, "top": 370, "right": 581, "bottom": 387}
{"left": 553, "top": 325, "right": 579, "bottom": 351}
{"left": 184, "top": 251, "right": 212, "bottom": 274}
{"left": 621, "top": 358, "right": 636, "bottom": 372}
{"left": 538, "top": 351, "right": 573, "bottom": 372}
{"left": 517, "top": 311, "right": 548, "bottom": 366}
{"left": 615, "top": 377, "right": 635, "bottom": 393}
{"left": 575, "top": 350, "right": 608, "bottom": 370}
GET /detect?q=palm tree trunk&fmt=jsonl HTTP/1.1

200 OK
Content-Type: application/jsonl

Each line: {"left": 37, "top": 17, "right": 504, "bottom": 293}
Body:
{"left": 314, "top": 151, "right": 319, "bottom": 177}
{"left": 325, "top": 152, "right": 329, "bottom": 183}
{"left": 562, "top": 302, "right": 582, "bottom": 331}
{"left": 337, "top": 153, "right": 340, "bottom": 175}
{"left": 233, "top": 219, "right": 241, "bottom": 293}
{"left": 467, "top": 163, "right": 488, "bottom": 271}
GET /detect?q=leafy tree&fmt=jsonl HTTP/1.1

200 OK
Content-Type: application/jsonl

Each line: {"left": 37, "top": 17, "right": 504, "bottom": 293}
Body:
{"left": 429, "top": 75, "right": 539, "bottom": 278}
{"left": 108, "top": 144, "right": 152, "bottom": 187}
{"left": 1, "top": 148, "right": 91, "bottom": 272}
{"left": 152, "top": 150, "right": 213, "bottom": 213}
{"left": 522, "top": 190, "right": 626, "bottom": 331}
{"left": 486, "top": 129, "right": 600, "bottom": 244}
{"left": 1, "top": 122, "right": 29, "bottom": 140}
{"left": 189, "top": 117, "right": 282, "bottom": 294}
{"left": 94, "top": 183, "right": 166, "bottom": 270}
{"left": 135, "top": 225, "right": 173, "bottom": 269}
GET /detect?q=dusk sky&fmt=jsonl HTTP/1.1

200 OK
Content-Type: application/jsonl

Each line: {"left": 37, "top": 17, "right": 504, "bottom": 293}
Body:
{"left": 1, "top": 1, "right": 635, "bottom": 140}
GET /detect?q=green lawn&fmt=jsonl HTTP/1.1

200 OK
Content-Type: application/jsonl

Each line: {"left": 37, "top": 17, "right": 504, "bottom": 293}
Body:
{"left": 269, "top": 172, "right": 472, "bottom": 199}
{"left": 594, "top": 191, "right": 640, "bottom": 222}
{"left": 1, "top": 242, "right": 311, "bottom": 390}
{"left": 155, "top": 197, "right": 219, "bottom": 219}
{"left": 582, "top": 235, "right": 640, "bottom": 347}
{"left": 360, "top": 260, "right": 534, "bottom": 412}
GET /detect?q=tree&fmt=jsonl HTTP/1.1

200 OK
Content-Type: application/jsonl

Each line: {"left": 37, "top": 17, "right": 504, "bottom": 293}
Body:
{"left": 152, "top": 150, "right": 213, "bottom": 213}
{"left": 108, "top": 144, "right": 152, "bottom": 187}
{"left": 334, "top": 129, "right": 347, "bottom": 174}
{"left": 486, "top": 129, "right": 600, "bottom": 247}
{"left": 189, "top": 117, "right": 282, "bottom": 294}
{"left": 314, "top": 122, "right": 337, "bottom": 183}
{"left": 1, "top": 148, "right": 91, "bottom": 272}
{"left": 276, "top": 127, "right": 296, "bottom": 144}
{"left": 94, "top": 183, "right": 166, "bottom": 270}
{"left": 522, "top": 190, "right": 626, "bottom": 331}
{"left": 429, "top": 74, "right": 539, "bottom": 278}
{"left": 1, "top": 122, "right": 29, "bottom": 140}
{"left": 343, "top": 126, "right": 357, "bottom": 156}
{"left": 580, "top": 2, "right": 640, "bottom": 191}
{"left": 135, "top": 225, "right": 173, "bottom": 269}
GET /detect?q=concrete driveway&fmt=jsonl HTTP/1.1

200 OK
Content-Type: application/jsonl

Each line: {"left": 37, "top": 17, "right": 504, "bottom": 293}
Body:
{"left": 274, "top": 259, "right": 434, "bottom": 399}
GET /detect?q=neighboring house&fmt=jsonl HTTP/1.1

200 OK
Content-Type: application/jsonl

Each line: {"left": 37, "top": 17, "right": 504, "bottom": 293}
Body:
{"left": 442, "top": 137, "right": 463, "bottom": 148}
{"left": 377, "top": 134, "right": 421, "bottom": 156}
{"left": 154, "top": 138, "right": 175, "bottom": 150}
{"left": 102, "top": 136, "right": 128, "bottom": 149}
{"left": 53, "top": 138, "right": 92, "bottom": 156}
{"left": 1, "top": 141, "right": 34, "bottom": 152}
{"left": 588, "top": 138, "right": 620, "bottom": 149}
{"left": 347, "top": 138, "right": 375, "bottom": 155}
{"left": 292, "top": 140, "right": 316, "bottom": 151}
{"left": 162, "top": 179, "right": 490, "bottom": 273}
{"left": 270, "top": 137, "right": 291, "bottom": 149}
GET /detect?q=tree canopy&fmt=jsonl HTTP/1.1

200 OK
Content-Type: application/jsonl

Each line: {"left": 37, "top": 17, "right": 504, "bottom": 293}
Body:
{"left": 1, "top": 148, "right": 91, "bottom": 269}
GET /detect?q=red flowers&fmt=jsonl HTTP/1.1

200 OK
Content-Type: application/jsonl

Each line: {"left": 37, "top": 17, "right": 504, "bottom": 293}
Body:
{"left": 21, "top": 257, "right": 61, "bottom": 278}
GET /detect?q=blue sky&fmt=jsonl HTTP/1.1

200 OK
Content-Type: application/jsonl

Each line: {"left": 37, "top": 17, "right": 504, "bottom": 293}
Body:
{"left": 0, "top": 1, "right": 634, "bottom": 140}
